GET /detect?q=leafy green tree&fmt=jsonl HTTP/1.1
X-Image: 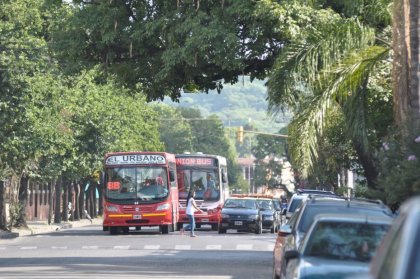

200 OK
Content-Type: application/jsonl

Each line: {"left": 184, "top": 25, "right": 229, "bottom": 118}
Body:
{"left": 154, "top": 104, "right": 193, "bottom": 153}
{"left": 252, "top": 132, "right": 286, "bottom": 189}
{"left": 51, "top": 0, "right": 302, "bottom": 100}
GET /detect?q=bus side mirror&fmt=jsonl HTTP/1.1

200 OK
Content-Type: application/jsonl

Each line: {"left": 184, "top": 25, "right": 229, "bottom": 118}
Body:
{"left": 222, "top": 172, "right": 228, "bottom": 183}
{"left": 169, "top": 170, "right": 175, "bottom": 182}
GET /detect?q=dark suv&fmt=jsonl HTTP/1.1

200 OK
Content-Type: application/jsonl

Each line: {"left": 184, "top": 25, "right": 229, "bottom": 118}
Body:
{"left": 272, "top": 197, "right": 393, "bottom": 279}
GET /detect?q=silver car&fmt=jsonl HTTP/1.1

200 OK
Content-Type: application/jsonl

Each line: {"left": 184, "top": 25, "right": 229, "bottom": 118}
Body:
{"left": 283, "top": 214, "right": 392, "bottom": 279}
{"left": 367, "top": 196, "right": 420, "bottom": 279}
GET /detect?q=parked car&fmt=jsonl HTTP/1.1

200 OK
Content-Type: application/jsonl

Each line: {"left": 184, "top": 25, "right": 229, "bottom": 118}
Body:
{"left": 282, "top": 213, "right": 392, "bottom": 279}
{"left": 272, "top": 197, "right": 394, "bottom": 279}
{"left": 366, "top": 196, "right": 420, "bottom": 279}
{"left": 284, "top": 190, "right": 338, "bottom": 220}
{"left": 256, "top": 198, "right": 281, "bottom": 233}
{"left": 218, "top": 197, "right": 263, "bottom": 234}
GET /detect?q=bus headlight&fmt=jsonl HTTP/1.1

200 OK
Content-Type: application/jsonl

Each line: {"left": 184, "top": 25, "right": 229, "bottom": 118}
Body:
{"left": 106, "top": 205, "right": 119, "bottom": 212}
{"left": 156, "top": 203, "right": 170, "bottom": 211}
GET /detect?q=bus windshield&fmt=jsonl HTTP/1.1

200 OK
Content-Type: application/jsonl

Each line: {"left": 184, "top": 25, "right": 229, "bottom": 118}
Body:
{"left": 105, "top": 166, "right": 169, "bottom": 203}
{"left": 178, "top": 169, "right": 220, "bottom": 201}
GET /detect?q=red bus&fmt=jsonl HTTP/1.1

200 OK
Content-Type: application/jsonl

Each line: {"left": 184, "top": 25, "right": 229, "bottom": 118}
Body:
{"left": 103, "top": 152, "right": 179, "bottom": 235}
{"left": 175, "top": 153, "right": 229, "bottom": 230}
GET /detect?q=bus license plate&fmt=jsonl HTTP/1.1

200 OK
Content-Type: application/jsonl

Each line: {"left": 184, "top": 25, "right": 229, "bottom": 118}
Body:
{"left": 234, "top": 221, "right": 243, "bottom": 226}
{"left": 133, "top": 215, "right": 141, "bottom": 219}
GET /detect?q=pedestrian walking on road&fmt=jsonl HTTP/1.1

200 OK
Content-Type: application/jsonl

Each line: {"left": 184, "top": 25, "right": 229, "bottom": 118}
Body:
{"left": 182, "top": 190, "right": 202, "bottom": 237}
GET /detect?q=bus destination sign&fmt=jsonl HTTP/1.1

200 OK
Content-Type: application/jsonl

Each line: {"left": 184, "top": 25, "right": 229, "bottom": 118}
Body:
{"left": 176, "top": 157, "right": 215, "bottom": 166}
{"left": 106, "top": 154, "right": 166, "bottom": 165}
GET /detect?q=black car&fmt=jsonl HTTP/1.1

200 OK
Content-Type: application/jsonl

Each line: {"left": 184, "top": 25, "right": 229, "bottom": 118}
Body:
{"left": 256, "top": 198, "right": 281, "bottom": 233}
{"left": 218, "top": 197, "right": 263, "bottom": 234}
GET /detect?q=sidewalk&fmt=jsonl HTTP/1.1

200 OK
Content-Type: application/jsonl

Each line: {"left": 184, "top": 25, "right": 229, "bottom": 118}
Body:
{"left": 0, "top": 218, "right": 103, "bottom": 239}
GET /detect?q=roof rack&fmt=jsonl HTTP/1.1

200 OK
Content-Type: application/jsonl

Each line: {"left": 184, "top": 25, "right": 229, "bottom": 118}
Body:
{"left": 348, "top": 197, "right": 385, "bottom": 206}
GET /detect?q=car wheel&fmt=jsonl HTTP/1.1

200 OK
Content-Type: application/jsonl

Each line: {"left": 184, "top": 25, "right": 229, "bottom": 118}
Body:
{"left": 218, "top": 225, "right": 226, "bottom": 234}
{"left": 255, "top": 221, "right": 262, "bottom": 234}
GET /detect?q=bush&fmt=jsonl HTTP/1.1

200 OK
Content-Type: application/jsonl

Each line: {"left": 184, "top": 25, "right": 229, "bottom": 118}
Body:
{"left": 377, "top": 123, "right": 420, "bottom": 209}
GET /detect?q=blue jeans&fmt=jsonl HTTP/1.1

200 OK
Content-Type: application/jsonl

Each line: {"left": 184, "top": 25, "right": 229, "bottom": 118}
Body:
{"left": 184, "top": 214, "right": 195, "bottom": 236}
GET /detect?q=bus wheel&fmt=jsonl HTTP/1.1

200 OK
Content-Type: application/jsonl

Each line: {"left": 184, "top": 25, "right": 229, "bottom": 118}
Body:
{"left": 110, "top": 227, "right": 118, "bottom": 235}
{"left": 160, "top": 225, "right": 170, "bottom": 234}
{"left": 176, "top": 222, "right": 183, "bottom": 231}
{"left": 211, "top": 224, "right": 218, "bottom": 231}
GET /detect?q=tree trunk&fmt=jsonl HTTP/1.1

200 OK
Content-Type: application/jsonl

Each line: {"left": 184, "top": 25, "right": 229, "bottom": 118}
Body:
{"left": 62, "top": 178, "right": 69, "bottom": 222}
{"left": 408, "top": 0, "right": 420, "bottom": 121}
{"left": 48, "top": 179, "right": 55, "bottom": 225}
{"left": 54, "top": 176, "right": 62, "bottom": 224}
{"left": 393, "top": 0, "right": 420, "bottom": 125}
{"left": 0, "top": 181, "right": 7, "bottom": 230}
{"left": 353, "top": 142, "right": 379, "bottom": 189}
{"left": 79, "top": 180, "right": 86, "bottom": 220}
{"left": 74, "top": 183, "right": 80, "bottom": 220}
{"left": 15, "top": 175, "right": 29, "bottom": 228}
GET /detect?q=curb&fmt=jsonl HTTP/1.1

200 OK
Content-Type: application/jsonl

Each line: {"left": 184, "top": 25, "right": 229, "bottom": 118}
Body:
{"left": 0, "top": 218, "right": 102, "bottom": 239}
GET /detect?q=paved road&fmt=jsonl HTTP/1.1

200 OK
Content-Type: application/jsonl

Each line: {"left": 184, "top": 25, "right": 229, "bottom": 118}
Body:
{"left": 0, "top": 225, "right": 276, "bottom": 279}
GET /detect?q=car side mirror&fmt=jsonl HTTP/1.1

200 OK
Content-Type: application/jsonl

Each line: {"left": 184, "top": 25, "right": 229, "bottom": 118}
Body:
{"left": 278, "top": 224, "right": 292, "bottom": 237}
{"left": 169, "top": 170, "right": 175, "bottom": 182}
{"left": 284, "top": 250, "right": 300, "bottom": 262}
{"left": 222, "top": 172, "right": 228, "bottom": 183}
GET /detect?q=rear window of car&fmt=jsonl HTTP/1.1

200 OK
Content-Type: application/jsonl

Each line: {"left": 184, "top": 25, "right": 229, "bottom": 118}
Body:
{"left": 298, "top": 205, "right": 391, "bottom": 233}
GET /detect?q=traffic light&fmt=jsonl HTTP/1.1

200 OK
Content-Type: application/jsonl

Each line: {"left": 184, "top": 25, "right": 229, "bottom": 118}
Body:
{"left": 236, "top": 126, "right": 244, "bottom": 144}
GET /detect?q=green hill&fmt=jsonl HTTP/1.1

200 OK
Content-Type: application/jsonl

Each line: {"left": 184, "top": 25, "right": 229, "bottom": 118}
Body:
{"left": 161, "top": 77, "right": 291, "bottom": 133}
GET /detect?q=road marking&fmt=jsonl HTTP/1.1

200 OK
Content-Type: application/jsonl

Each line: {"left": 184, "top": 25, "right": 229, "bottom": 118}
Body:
{"left": 114, "top": 245, "right": 130, "bottom": 250}
{"left": 144, "top": 245, "right": 160, "bottom": 250}
{"left": 205, "top": 245, "right": 222, "bottom": 250}
{"left": 51, "top": 246, "right": 68, "bottom": 249}
{"left": 0, "top": 247, "right": 6, "bottom": 250}
{"left": 236, "top": 244, "right": 253, "bottom": 250}
{"left": 267, "top": 244, "right": 275, "bottom": 251}
{"left": 82, "top": 246, "right": 98, "bottom": 249}
{"left": 21, "top": 246, "right": 37, "bottom": 250}
{"left": 175, "top": 245, "right": 191, "bottom": 250}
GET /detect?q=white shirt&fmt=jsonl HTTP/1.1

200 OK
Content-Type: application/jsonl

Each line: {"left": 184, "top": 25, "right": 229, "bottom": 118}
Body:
{"left": 186, "top": 197, "right": 196, "bottom": 215}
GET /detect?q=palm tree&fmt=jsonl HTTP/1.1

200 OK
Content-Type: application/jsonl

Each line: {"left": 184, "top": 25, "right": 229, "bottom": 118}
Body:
{"left": 267, "top": 14, "right": 391, "bottom": 188}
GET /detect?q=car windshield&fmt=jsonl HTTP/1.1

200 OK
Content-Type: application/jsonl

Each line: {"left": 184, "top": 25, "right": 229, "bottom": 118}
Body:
{"left": 224, "top": 199, "right": 257, "bottom": 209}
{"left": 257, "top": 199, "right": 273, "bottom": 210}
{"left": 304, "top": 221, "right": 389, "bottom": 262}
{"left": 298, "top": 205, "right": 391, "bottom": 233}
{"left": 289, "top": 198, "right": 304, "bottom": 213}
